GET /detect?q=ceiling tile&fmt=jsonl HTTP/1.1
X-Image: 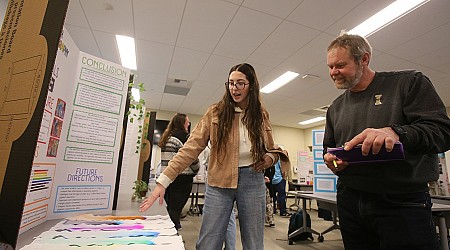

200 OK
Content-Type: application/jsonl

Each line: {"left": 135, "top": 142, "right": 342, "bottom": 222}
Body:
{"left": 288, "top": 0, "right": 364, "bottom": 31}
{"left": 243, "top": 0, "right": 302, "bottom": 18}
{"left": 324, "top": 0, "right": 393, "bottom": 36}
{"left": 160, "top": 93, "right": 186, "bottom": 111}
{"left": 388, "top": 23, "right": 450, "bottom": 61}
{"left": 197, "top": 54, "right": 241, "bottom": 82}
{"left": 168, "top": 47, "right": 209, "bottom": 81}
{"left": 134, "top": 0, "right": 185, "bottom": 45}
{"left": 369, "top": 0, "right": 450, "bottom": 52}
{"left": 65, "top": 25, "right": 101, "bottom": 58}
{"left": 213, "top": 7, "right": 282, "bottom": 59}
{"left": 412, "top": 44, "right": 450, "bottom": 69}
{"left": 65, "top": 0, "right": 89, "bottom": 28}
{"left": 248, "top": 21, "right": 320, "bottom": 68}
{"left": 279, "top": 33, "right": 335, "bottom": 75}
{"left": 92, "top": 30, "right": 121, "bottom": 65}
{"left": 134, "top": 71, "right": 167, "bottom": 93}
{"left": 80, "top": 0, "right": 134, "bottom": 36}
{"left": 135, "top": 39, "right": 174, "bottom": 74}
{"left": 177, "top": 0, "right": 239, "bottom": 52}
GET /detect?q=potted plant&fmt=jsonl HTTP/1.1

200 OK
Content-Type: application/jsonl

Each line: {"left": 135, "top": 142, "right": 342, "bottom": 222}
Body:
{"left": 132, "top": 180, "right": 148, "bottom": 201}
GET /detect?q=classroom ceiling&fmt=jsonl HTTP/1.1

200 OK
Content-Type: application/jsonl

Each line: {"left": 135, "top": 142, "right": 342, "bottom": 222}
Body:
{"left": 64, "top": 0, "right": 450, "bottom": 129}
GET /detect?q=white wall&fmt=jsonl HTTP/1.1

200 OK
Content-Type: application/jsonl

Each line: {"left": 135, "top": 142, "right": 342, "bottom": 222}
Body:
{"left": 0, "top": 0, "right": 7, "bottom": 23}
{"left": 118, "top": 108, "right": 146, "bottom": 195}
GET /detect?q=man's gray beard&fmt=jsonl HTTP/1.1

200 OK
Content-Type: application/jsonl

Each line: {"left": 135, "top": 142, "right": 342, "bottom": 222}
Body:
{"left": 339, "top": 66, "right": 363, "bottom": 89}
{"left": 335, "top": 79, "right": 358, "bottom": 89}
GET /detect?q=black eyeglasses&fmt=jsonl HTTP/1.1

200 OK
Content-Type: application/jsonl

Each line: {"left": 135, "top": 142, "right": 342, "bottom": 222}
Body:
{"left": 225, "top": 81, "right": 248, "bottom": 90}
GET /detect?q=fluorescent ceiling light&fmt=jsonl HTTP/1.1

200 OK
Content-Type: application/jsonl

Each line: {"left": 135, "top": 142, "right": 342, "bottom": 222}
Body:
{"left": 116, "top": 35, "right": 137, "bottom": 70}
{"left": 348, "top": 0, "right": 429, "bottom": 37}
{"left": 131, "top": 87, "right": 140, "bottom": 102}
{"left": 298, "top": 117, "right": 325, "bottom": 125}
{"left": 261, "top": 71, "right": 299, "bottom": 93}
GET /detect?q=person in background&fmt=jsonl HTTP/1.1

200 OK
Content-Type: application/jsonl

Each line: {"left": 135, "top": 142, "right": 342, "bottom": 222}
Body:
{"left": 140, "top": 63, "right": 290, "bottom": 249}
{"left": 158, "top": 113, "right": 199, "bottom": 230}
{"left": 323, "top": 33, "right": 450, "bottom": 250}
{"left": 264, "top": 175, "right": 275, "bottom": 227}
{"left": 199, "top": 143, "right": 210, "bottom": 181}
{"left": 272, "top": 150, "right": 290, "bottom": 217}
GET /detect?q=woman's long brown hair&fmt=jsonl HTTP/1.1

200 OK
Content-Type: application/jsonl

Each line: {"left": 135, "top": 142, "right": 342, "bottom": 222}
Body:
{"left": 158, "top": 113, "right": 187, "bottom": 148}
{"left": 214, "top": 63, "right": 265, "bottom": 163}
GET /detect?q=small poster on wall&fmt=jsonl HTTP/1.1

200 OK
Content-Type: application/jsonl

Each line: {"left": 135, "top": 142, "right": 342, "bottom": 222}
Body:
{"left": 297, "top": 151, "right": 314, "bottom": 185}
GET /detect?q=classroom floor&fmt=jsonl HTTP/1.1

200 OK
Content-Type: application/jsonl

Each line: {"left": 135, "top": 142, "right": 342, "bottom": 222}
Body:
{"left": 178, "top": 198, "right": 344, "bottom": 250}
{"left": 17, "top": 195, "right": 344, "bottom": 250}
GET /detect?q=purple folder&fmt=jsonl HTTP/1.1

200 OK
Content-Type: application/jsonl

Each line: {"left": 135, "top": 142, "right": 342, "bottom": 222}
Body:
{"left": 327, "top": 142, "right": 405, "bottom": 164}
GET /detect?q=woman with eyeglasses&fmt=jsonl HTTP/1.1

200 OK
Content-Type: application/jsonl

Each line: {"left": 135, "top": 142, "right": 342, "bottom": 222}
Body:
{"left": 140, "top": 63, "right": 290, "bottom": 249}
{"left": 158, "top": 113, "right": 199, "bottom": 230}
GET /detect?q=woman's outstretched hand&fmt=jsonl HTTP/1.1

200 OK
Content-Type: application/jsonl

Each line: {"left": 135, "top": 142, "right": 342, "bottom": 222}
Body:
{"left": 139, "top": 183, "right": 166, "bottom": 212}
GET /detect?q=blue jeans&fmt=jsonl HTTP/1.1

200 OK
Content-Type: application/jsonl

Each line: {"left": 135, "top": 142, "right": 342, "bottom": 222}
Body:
{"left": 337, "top": 182, "right": 439, "bottom": 250}
{"left": 196, "top": 167, "right": 265, "bottom": 250}
{"left": 224, "top": 209, "right": 236, "bottom": 250}
{"left": 273, "top": 178, "right": 287, "bottom": 215}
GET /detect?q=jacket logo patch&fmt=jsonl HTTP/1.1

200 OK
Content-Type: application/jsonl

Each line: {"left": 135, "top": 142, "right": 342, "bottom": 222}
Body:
{"left": 374, "top": 94, "right": 382, "bottom": 105}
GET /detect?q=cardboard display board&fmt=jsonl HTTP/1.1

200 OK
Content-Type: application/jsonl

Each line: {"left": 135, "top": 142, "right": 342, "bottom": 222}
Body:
{"left": 0, "top": 0, "right": 69, "bottom": 247}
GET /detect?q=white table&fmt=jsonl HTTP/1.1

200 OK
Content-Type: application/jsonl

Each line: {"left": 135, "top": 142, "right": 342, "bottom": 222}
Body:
{"left": 288, "top": 182, "right": 313, "bottom": 211}
{"left": 288, "top": 192, "right": 338, "bottom": 244}
{"left": 17, "top": 193, "right": 171, "bottom": 249}
{"left": 288, "top": 191, "right": 450, "bottom": 250}
{"left": 431, "top": 203, "right": 450, "bottom": 250}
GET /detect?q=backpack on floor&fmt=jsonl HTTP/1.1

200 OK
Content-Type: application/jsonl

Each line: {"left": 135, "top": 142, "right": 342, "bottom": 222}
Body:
{"left": 288, "top": 209, "right": 314, "bottom": 241}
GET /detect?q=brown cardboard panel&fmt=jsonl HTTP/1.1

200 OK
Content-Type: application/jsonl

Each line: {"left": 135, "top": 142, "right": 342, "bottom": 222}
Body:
{"left": 0, "top": 0, "right": 69, "bottom": 247}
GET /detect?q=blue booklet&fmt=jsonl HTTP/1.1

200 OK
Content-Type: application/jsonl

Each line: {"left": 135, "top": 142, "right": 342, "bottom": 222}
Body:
{"left": 327, "top": 142, "right": 405, "bottom": 164}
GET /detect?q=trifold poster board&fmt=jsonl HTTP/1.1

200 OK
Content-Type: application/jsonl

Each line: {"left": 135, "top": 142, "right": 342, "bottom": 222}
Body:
{"left": 311, "top": 130, "right": 338, "bottom": 193}
{"left": 18, "top": 26, "right": 131, "bottom": 234}
{"left": 0, "top": 0, "right": 70, "bottom": 248}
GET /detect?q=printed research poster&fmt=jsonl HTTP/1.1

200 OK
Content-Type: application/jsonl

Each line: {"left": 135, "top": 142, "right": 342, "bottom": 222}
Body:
{"left": 20, "top": 28, "right": 130, "bottom": 233}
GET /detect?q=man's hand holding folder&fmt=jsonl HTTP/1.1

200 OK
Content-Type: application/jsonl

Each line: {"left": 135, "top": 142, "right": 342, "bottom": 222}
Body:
{"left": 327, "top": 142, "right": 405, "bottom": 164}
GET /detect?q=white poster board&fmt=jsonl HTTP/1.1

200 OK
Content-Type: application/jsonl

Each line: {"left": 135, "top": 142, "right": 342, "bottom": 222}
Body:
{"left": 20, "top": 28, "right": 130, "bottom": 232}
{"left": 297, "top": 151, "right": 313, "bottom": 185}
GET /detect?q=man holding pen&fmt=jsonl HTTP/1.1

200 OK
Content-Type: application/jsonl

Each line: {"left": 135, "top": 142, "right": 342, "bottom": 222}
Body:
{"left": 322, "top": 33, "right": 450, "bottom": 250}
